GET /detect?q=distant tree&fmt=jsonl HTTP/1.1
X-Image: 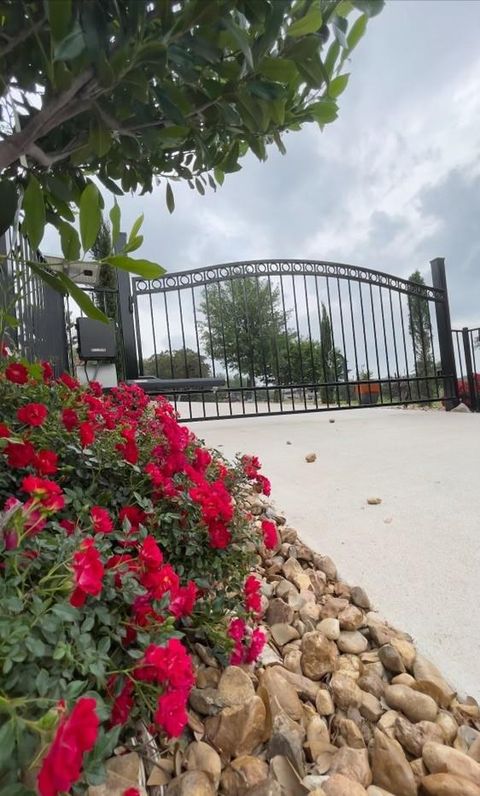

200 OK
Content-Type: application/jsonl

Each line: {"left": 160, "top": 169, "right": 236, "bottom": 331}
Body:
{"left": 143, "top": 348, "right": 211, "bottom": 379}
{"left": 200, "top": 278, "right": 286, "bottom": 386}
{"left": 407, "top": 270, "right": 435, "bottom": 399}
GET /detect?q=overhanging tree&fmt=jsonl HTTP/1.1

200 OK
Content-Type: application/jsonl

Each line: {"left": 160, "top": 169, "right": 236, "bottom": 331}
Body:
{"left": 143, "top": 348, "right": 211, "bottom": 379}
{"left": 408, "top": 269, "right": 436, "bottom": 399}
{"left": 0, "top": 0, "right": 383, "bottom": 319}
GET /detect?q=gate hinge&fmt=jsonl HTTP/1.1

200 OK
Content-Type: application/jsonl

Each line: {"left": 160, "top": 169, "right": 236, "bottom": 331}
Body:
{"left": 128, "top": 296, "right": 134, "bottom": 314}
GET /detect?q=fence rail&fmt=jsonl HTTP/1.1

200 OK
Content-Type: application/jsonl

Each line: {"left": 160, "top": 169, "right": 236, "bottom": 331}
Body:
{"left": 452, "top": 326, "right": 480, "bottom": 410}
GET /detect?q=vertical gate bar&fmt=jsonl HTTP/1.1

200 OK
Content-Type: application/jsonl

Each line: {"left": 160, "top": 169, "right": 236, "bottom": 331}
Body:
{"left": 337, "top": 279, "right": 350, "bottom": 407}
{"left": 162, "top": 292, "right": 177, "bottom": 414}
{"left": 148, "top": 291, "right": 159, "bottom": 376}
{"left": 347, "top": 280, "right": 359, "bottom": 405}
{"left": 326, "top": 277, "right": 340, "bottom": 406}
{"left": 229, "top": 281, "right": 247, "bottom": 417}
{"left": 191, "top": 287, "right": 207, "bottom": 419}
{"left": 462, "top": 326, "right": 478, "bottom": 410}
{"left": 471, "top": 330, "right": 479, "bottom": 407}
{"left": 267, "top": 274, "right": 283, "bottom": 413}
{"left": 406, "top": 293, "right": 421, "bottom": 402}
{"left": 426, "top": 303, "right": 440, "bottom": 401}
{"left": 397, "top": 293, "right": 412, "bottom": 403}
{"left": 280, "top": 273, "right": 295, "bottom": 411}
{"left": 216, "top": 281, "right": 233, "bottom": 417}
{"left": 430, "top": 257, "right": 458, "bottom": 409}
{"left": 255, "top": 275, "right": 271, "bottom": 413}
{"left": 358, "top": 282, "right": 371, "bottom": 402}
{"left": 379, "top": 287, "right": 393, "bottom": 404}
{"left": 241, "top": 277, "right": 258, "bottom": 415}
{"left": 202, "top": 284, "right": 220, "bottom": 418}
{"left": 304, "top": 275, "right": 318, "bottom": 409}
{"left": 368, "top": 283, "right": 383, "bottom": 404}
{"left": 291, "top": 273, "right": 307, "bottom": 410}
{"left": 177, "top": 289, "right": 193, "bottom": 420}
{"left": 117, "top": 263, "right": 138, "bottom": 380}
{"left": 315, "top": 276, "right": 330, "bottom": 408}
{"left": 388, "top": 288, "right": 403, "bottom": 401}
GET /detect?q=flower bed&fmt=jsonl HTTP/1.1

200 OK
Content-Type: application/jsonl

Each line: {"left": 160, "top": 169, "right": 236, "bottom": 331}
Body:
{"left": 0, "top": 357, "right": 278, "bottom": 793}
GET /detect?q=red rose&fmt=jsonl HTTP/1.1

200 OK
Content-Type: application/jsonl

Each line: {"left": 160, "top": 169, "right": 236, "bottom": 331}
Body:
{"left": 245, "top": 628, "right": 267, "bottom": 663}
{"left": 154, "top": 689, "right": 188, "bottom": 737}
{"left": 58, "top": 372, "right": 79, "bottom": 390}
{"left": 119, "top": 505, "right": 147, "bottom": 532}
{"left": 70, "top": 537, "right": 104, "bottom": 607}
{"left": 59, "top": 519, "right": 76, "bottom": 535}
{"left": 37, "top": 697, "right": 99, "bottom": 796}
{"left": 5, "top": 441, "right": 35, "bottom": 468}
{"left": 261, "top": 519, "right": 278, "bottom": 550}
{"left": 244, "top": 574, "right": 262, "bottom": 614}
{"left": 116, "top": 439, "right": 139, "bottom": 464}
{"left": 41, "top": 361, "right": 54, "bottom": 382}
{"left": 123, "top": 790, "right": 140, "bottom": 796}
{"left": 62, "top": 408, "right": 79, "bottom": 431}
{"left": 79, "top": 422, "right": 95, "bottom": 447}
{"left": 34, "top": 450, "right": 58, "bottom": 476}
{"left": 208, "top": 521, "right": 231, "bottom": 549}
{"left": 0, "top": 423, "right": 10, "bottom": 438}
{"left": 110, "top": 679, "right": 134, "bottom": 727}
{"left": 17, "top": 402, "right": 48, "bottom": 427}
{"left": 91, "top": 506, "right": 113, "bottom": 534}
{"left": 5, "top": 362, "right": 29, "bottom": 384}
{"left": 139, "top": 535, "right": 163, "bottom": 569}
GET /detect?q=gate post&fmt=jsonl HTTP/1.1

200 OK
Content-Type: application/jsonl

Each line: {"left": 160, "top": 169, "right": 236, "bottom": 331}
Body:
{"left": 116, "top": 233, "right": 139, "bottom": 379}
{"left": 462, "top": 327, "right": 478, "bottom": 411}
{"left": 430, "top": 257, "right": 458, "bottom": 410}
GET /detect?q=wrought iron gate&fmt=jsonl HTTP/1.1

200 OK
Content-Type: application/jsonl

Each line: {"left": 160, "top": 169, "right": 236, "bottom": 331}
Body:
{"left": 128, "top": 257, "right": 458, "bottom": 421}
{"left": 452, "top": 326, "right": 480, "bottom": 411}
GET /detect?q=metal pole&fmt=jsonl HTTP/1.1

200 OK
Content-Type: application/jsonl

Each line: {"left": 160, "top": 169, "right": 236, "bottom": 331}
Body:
{"left": 115, "top": 232, "right": 139, "bottom": 379}
{"left": 462, "top": 326, "right": 478, "bottom": 411}
{"left": 430, "top": 257, "right": 458, "bottom": 410}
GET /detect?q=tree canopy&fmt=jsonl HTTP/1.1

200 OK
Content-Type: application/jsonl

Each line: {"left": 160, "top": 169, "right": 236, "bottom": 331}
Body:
{"left": 0, "top": 0, "right": 383, "bottom": 284}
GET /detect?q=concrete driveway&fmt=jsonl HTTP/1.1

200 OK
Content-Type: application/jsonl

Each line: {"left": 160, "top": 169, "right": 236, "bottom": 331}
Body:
{"left": 189, "top": 406, "right": 480, "bottom": 700}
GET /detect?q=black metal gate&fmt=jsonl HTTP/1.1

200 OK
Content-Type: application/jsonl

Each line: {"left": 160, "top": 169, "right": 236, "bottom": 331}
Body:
{"left": 452, "top": 326, "right": 480, "bottom": 411}
{"left": 128, "top": 257, "right": 458, "bottom": 421}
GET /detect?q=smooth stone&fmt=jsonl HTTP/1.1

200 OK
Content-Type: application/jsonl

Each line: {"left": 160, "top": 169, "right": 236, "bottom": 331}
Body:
{"left": 422, "top": 742, "right": 480, "bottom": 786}
{"left": 390, "top": 638, "right": 416, "bottom": 670}
{"left": 453, "top": 724, "right": 480, "bottom": 754}
{"left": 392, "top": 674, "right": 416, "bottom": 687}
{"left": 394, "top": 715, "right": 445, "bottom": 757}
{"left": 419, "top": 773, "right": 480, "bottom": 795}
{"left": 270, "top": 665, "right": 319, "bottom": 702}
{"left": 270, "top": 623, "right": 300, "bottom": 646}
{"left": 313, "top": 554, "right": 337, "bottom": 581}
{"left": 357, "top": 672, "right": 385, "bottom": 700}
{"left": 351, "top": 586, "right": 371, "bottom": 610}
{"left": 183, "top": 742, "right": 221, "bottom": 788}
{"left": 267, "top": 711, "right": 306, "bottom": 776}
{"left": 306, "top": 714, "right": 331, "bottom": 760}
{"left": 367, "top": 788, "right": 396, "bottom": 796}
{"left": 384, "top": 684, "right": 438, "bottom": 723}
{"left": 266, "top": 598, "right": 294, "bottom": 626}
{"left": 259, "top": 644, "right": 283, "bottom": 667}
{"left": 166, "top": 771, "right": 215, "bottom": 796}
{"left": 371, "top": 729, "right": 417, "bottom": 796}
{"left": 329, "top": 747, "right": 372, "bottom": 788}
{"left": 283, "top": 649, "right": 303, "bottom": 675}
{"left": 413, "top": 655, "right": 456, "bottom": 708}
{"left": 189, "top": 687, "right": 224, "bottom": 716}
{"left": 360, "top": 690, "right": 384, "bottom": 722}
{"left": 330, "top": 673, "right": 363, "bottom": 710}
{"left": 435, "top": 711, "right": 458, "bottom": 744}
{"left": 317, "top": 618, "right": 341, "bottom": 641}
{"left": 333, "top": 716, "right": 366, "bottom": 749}
{"left": 337, "top": 631, "right": 368, "bottom": 655}
{"left": 220, "top": 756, "right": 269, "bottom": 796}
{"left": 337, "top": 654, "right": 363, "bottom": 681}
{"left": 218, "top": 666, "right": 255, "bottom": 707}
{"left": 378, "top": 644, "right": 406, "bottom": 674}
{"left": 196, "top": 667, "right": 221, "bottom": 689}
{"left": 316, "top": 688, "right": 335, "bottom": 716}
{"left": 323, "top": 774, "right": 368, "bottom": 795}
{"left": 301, "top": 631, "right": 338, "bottom": 680}
{"left": 320, "top": 597, "right": 349, "bottom": 619}
{"left": 338, "top": 605, "right": 365, "bottom": 631}
{"left": 205, "top": 696, "right": 266, "bottom": 759}
{"left": 259, "top": 667, "right": 304, "bottom": 722}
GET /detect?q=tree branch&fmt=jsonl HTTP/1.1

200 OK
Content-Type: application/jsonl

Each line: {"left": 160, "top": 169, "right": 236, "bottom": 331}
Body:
{"left": 0, "top": 69, "right": 96, "bottom": 172}
{"left": 0, "top": 16, "right": 46, "bottom": 59}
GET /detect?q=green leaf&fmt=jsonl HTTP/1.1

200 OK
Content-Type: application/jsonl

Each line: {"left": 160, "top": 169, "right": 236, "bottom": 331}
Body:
{"left": 51, "top": 604, "right": 79, "bottom": 622}
{"left": 324, "top": 39, "right": 340, "bottom": 77}
{"left": 89, "top": 120, "right": 112, "bottom": 157}
{"left": 308, "top": 98, "right": 338, "bottom": 124}
{"left": 35, "top": 669, "right": 50, "bottom": 697}
{"left": 352, "top": 0, "right": 385, "bottom": 17}
{"left": 46, "top": 0, "right": 72, "bottom": 41}
{"left": 123, "top": 235, "right": 143, "bottom": 254}
{"left": 128, "top": 213, "right": 144, "bottom": 243}
{"left": 56, "top": 272, "right": 108, "bottom": 322}
{"left": 166, "top": 183, "right": 175, "bottom": 214}
{"left": 0, "top": 720, "right": 16, "bottom": 770}
{"left": 59, "top": 221, "right": 81, "bottom": 261}
{"left": 27, "top": 261, "right": 66, "bottom": 295}
{"left": 0, "top": 785, "right": 35, "bottom": 796}
{"left": 213, "top": 168, "right": 224, "bottom": 186}
{"left": 54, "top": 20, "right": 86, "bottom": 61}
{"left": 259, "top": 57, "right": 297, "bottom": 83}
{"left": 195, "top": 178, "right": 205, "bottom": 196}
{"left": 79, "top": 183, "right": 102, "bottom": 253}
{"left": 288, "top": 4, "right": 323, "bottom": 37}
{"left": 26, "top": 636, "right": 47, "bottom": 657}
{"left": 347, "top": 13, "right": 368, "bottom": 50}
{"left": 104, "top": 255, "right": 165, "bottom": 280}
{"left": 0, "top": 180, "right": 18, "bottom": 238}
{"left": 328, "top": 73, "right": 349, "bottom": 98}
{"left": 223, "top": 17, "right": 254, "bottom": 69}
{"left": 109, "top": 201, "right": 121, "bottom": 246}
{"left": 332, "top": 15, "right": 348, "bottom": 48}
{"left": 22, "top": 176, "right": 45, "bottom": 250}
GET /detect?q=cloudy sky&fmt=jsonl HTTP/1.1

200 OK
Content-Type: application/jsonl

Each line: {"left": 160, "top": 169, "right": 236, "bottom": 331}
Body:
{"left": 44, "top": 0, "right": 480, "bottom": 333}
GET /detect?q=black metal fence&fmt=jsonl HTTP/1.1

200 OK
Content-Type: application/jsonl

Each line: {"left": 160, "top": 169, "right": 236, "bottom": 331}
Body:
{"left": 452, "top": 326, "right": 480, "bottom": 411}
{"left": 129, "top": 258, "right": 458, "bottom": 421}
{"left": 0, "top": 231, "right": 69, "bottom": 375}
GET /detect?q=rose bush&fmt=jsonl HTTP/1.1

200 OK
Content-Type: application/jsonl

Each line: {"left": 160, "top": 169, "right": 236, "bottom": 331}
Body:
{"left": 0, "top": 355, "right": 277, "bottom": 793}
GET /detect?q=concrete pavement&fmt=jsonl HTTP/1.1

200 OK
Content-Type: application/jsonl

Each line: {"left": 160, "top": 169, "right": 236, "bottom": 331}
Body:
{"left": 189, "top": 406, "right": 480, "bottom": 700}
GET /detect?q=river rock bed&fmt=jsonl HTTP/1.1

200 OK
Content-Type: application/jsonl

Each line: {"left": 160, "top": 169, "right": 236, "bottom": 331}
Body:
{"left": 94, "top": 495, "right": 480, "bottom": 796}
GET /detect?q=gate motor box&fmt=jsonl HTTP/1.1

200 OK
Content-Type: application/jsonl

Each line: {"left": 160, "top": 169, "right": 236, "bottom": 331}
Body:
{"left": 77, "top": 317, "right": 116, "bottom": 360}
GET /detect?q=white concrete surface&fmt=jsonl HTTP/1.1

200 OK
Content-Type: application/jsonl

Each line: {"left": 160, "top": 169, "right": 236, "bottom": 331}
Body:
{"left": 188, "top": 406, "right": 480, "bottom": 700}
